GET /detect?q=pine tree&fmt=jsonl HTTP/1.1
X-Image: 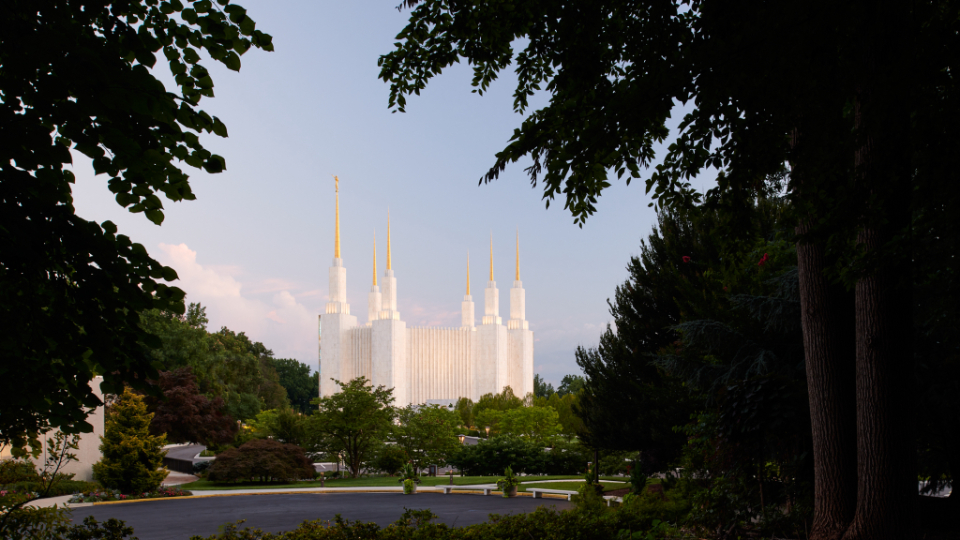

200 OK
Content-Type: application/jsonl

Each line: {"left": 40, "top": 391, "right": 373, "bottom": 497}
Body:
{"left": 93, "top": 388, "right": 168, "bottom": 494}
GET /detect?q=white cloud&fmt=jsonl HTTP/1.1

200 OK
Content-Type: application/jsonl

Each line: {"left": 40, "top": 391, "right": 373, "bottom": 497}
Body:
{"left": 157, "top": 243, "right": 318, "bottom": 366}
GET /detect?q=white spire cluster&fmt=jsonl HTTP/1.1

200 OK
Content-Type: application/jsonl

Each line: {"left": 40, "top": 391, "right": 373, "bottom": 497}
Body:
{"left": 318, "top": 180, "right": 533, "bottom": 405}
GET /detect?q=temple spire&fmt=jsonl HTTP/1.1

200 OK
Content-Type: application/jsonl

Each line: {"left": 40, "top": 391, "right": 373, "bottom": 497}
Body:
{"left": 386, "top": 211, "right": 392, "bottom": 270}
{"left": 372, "top": 231, "right": 378, "bottom": 287}
{"left": 466, "top": 252, "right": 471, "bottom": 295}
{"left": 489, "top": 234, "right": 494, "bottom": 281}
{"left": 515, "top": 229, "right": 520, "bottom": 281}
{"left": 333, "top": 175, "right": 341, "bottom": 258}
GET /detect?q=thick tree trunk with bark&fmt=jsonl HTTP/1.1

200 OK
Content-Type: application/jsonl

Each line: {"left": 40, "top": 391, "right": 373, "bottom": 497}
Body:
{"left": 843, "top": 2, "right": 915, "bottom": 538}
{"left": 845, "top": 224, "right": 914, "bottom": 540}
{"left": 796, "top": 231, "right": 858, "bottom": 540}
{"left": 791, "top": 117, "right": 859, "bottom": 540}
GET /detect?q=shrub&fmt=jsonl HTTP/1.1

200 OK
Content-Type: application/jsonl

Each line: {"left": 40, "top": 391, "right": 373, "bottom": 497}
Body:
{"left": 207, "top": 439, "right": 314, "bottom": 483}
{"left": 618, "top": 484, "right": 693, "bottom": 529}
{"left": 628, "top": 462, "right": 648, "bottom": 494}
{"left": 1, "top": 480, "right": 98, "bottom": 498}
{"left": 448, "top": 435, "right": 544, "bottom": 475}
{"left": 369, "top": 445, "right": 407, "bottom": 475}
{"left": 0, "top": 505, "right": 72, "bottom": 540}
{"left": 189, "top": 500, "right": 685, "bottom": 540}
{"left": 192, "top": 460, "right": 212, "bottom": 475}
{"left": 93, "top": 388, "right": 168, "bottom": 494}
{"left": 0, "top": 461, "right": 39, "bottom": 484}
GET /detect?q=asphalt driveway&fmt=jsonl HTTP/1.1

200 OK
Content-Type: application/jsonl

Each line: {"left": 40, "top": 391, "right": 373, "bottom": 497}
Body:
{"left": 69, "top": 492, "right": 570, "bottom": 540}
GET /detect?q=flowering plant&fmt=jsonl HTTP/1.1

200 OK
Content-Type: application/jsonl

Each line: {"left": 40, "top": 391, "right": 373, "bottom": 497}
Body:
{"left": 68, "top": 486, "right": 192, "bottom": 503}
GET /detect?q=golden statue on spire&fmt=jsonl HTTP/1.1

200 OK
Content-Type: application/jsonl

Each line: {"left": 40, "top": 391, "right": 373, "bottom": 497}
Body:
{"left": 386, "top": 210, "right": 392, "bottom": 270}
{"left": 515, "top": 229, "right": 520, "bottom": 281}
{"left": 489, "top": 234, "right": 494, "bottom": 281}
{"left": 466, "top": 252, "right": 471, "bottom": 295}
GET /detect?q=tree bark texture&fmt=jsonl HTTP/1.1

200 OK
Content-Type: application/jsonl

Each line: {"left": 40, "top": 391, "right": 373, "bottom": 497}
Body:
{"left": 791, "top": 116, "right": 859, "bottom": 540}
{"left": 796, "top": 230, "right": 858, "bottom": 540}
{"left": 843, "top": 2, "right": 915, "bottom": 538}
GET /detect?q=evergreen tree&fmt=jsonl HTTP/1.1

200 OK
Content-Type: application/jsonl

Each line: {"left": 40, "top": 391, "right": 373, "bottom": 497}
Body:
{"left": 93, "top": 389, "right": 168, "bottom": 494}
{"left": 533, "top": 374, "right": 555, "bottom": 398}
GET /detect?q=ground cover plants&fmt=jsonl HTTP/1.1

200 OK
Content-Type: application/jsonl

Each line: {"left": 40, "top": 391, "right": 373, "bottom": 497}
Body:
{"left": 68, "top": 486, "right": 192, "bottom": 503}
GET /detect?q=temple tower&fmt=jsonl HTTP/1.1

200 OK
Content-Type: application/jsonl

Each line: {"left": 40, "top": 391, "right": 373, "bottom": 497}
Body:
{"left": 367, "top": 232, "right": 382, "bottom": 325}
{"left": 371, "top": 212, "right": 407, "bottom": 404}
{"left": 508, "top": 230, "right": 534, "bottom": 396}
{"left": 461, "top": 253, "right": 475, "bottom": 328}
{"left": 477, "top": 235, "right": 508, "bottom": 398}
{"left": 320, "top": 176, "right": 358, "bottom": 397}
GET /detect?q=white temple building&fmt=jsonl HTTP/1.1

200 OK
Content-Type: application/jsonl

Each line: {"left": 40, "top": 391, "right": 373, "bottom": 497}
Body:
{"left": 318, "top": 178, "right": 534, "bottom": 406}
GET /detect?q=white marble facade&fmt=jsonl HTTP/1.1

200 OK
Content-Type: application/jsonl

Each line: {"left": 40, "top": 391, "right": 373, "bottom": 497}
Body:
{"left": 318, "top": 183, "right": 533, "bottom": 405}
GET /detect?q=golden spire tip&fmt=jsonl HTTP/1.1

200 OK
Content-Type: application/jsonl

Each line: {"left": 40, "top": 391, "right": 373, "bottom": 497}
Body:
{"left": 515, "top": 229, "right": 520, "bottom": 281}
{"left": 466, "top": 252, "right": 471, "bottom": 295}
{"left": 373, "top": 231, "right": 378, "bottom": 287}
{"left": 386, "top": 210, "right": 392, "bottom": 271}
{"left": 489, "top": 233, "right": 494, "bottom": 281}
{"left": 333, "top": 175, "right": 341, "bottom": 259}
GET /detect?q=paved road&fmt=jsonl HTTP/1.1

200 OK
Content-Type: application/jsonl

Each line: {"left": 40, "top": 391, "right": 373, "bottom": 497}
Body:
{"left": 164, "top": 444, "right": 205, "bottom": 462}
{"left": 69, "top": 493, "right": 570, "bottom": 540}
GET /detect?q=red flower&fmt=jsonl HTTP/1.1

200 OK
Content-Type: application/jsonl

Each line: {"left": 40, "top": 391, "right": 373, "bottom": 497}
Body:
{"left": 682, "top": 256, "right": 691, "bottom": 263}
{"left": 758, "top": 253, "right": 769, "bottom": 266}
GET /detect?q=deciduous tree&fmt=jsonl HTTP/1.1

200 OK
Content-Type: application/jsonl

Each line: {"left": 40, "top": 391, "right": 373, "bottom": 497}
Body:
{"left": 148, "top": 367, "right": 238, "bottom": 447}
{"left": 0, "top": 0, "right": 272, "bottom": 447}
{"left": 395, "top": 404, "right": 461, "bottom": 473}
{"left": 379, "top": 2, "right": 959, "bottom": 536}
{"left": 270, "top": 358, "right": 316, "bottom": 413}
{"left": 207, "top": 439, "right": 313, "bottom": 483}
{"left": 306, "top": 377, "right": 395, "bottom": 478}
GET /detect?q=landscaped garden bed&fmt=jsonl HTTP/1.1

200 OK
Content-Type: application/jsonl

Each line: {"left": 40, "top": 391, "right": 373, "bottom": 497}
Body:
{"left": 68, "top": 486, "right": 192, "bottom": 503}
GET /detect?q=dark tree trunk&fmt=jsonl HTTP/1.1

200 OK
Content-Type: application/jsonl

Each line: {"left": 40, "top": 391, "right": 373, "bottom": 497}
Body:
{"left": 845, "top": 224, "right": 915, "bottom": 540}
{"left": 843, "top": 2, "right": 915, "bottom": 538}
{"left": 796, "top": 227, "right": 858, "bottom": 540}
{"left": 791, "top": 115, "right": 859, "bottom": 540}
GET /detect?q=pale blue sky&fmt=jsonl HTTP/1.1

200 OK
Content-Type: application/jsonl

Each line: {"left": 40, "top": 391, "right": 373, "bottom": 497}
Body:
{"left": 69, "top": 2, "right": 712, "bottom": 387}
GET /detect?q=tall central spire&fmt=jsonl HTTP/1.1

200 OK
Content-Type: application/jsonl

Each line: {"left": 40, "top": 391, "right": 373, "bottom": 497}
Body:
{"left": 515, "top": 229, "right": 520, "bottom": 281}
{"left": 334, "top": 176, "right": 341, "bottom": 258}
{"left": 466, "top": 252, "right": 471, "bottom": 295}
{"left": 489, "top": 234, "right": 494, "bottom": 281}
{"left": 372, "top": 231, "right": 378, "bottom": 286}
{"left": 386, "top": 211, "right": 392, "bottom": 270}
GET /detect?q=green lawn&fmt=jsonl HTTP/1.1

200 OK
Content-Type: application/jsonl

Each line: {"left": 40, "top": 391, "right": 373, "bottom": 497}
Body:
{"left": 180, "top": 475, "right": 625, "bottom": 491}
{"left": 518, "top": 480, "right": 626, "bottom": 493}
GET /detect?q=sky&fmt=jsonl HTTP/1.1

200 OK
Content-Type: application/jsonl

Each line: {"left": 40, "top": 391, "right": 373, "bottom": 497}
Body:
{"left": 69, "top": 2, "right": 714, "bottom": 388}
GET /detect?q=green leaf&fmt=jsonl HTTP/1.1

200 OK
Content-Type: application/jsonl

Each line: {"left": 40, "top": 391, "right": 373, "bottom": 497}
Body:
{"left": 239, "top": 16, "right": 255, "bottom": 36}
{"left": 160, "top": 266, "right": 179, "bottom": 281}
{"left": 211, "top": 117, "right": 228, "bottom": 137}
{"left": 145, "top": 209, "right": 165, "bottom": 225}
{"left": 222, "top": 51, "right": 241, "bottom": 71}
{"left": 183, "top": 47, "right": 201, "bottom": 64}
